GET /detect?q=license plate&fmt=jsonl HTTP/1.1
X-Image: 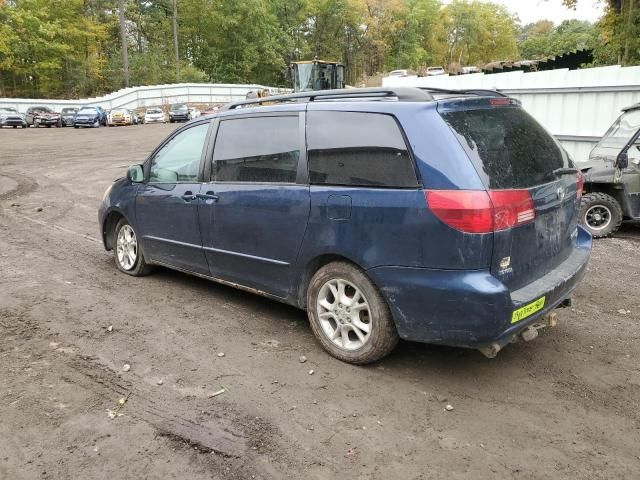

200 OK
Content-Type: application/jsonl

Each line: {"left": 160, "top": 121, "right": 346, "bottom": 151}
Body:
{"left": 511, "top": 296, "right": 545, "bottom": 324}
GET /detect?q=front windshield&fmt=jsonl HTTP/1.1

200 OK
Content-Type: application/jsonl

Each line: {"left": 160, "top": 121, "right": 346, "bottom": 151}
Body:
{"left": 35, "top": 106, "right": 52, "bottom": 113}
{"left": 79, "top": 108, "right": 97, "bottom": 114}
{"left": 596, "top": 109, "right": 640, "bottom": 150}
{"left": 294, "top": 63, "right": 334, "bottom": 91}
{"left": 171, "top": 104, "right": 186, "bottom": 111}
{"left": 62, "top": 108, "right": 77, "bottom": 114}
{"left": 0, "top": 108, "right": 17, "bottom": 113}
{"left": 147, "top": 109, "right": 162, "bottom": 114}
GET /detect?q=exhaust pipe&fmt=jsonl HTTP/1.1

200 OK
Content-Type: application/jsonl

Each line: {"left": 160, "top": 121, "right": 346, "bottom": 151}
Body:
{"left": 478, "top": 312, "right": 559, "bottom": 357}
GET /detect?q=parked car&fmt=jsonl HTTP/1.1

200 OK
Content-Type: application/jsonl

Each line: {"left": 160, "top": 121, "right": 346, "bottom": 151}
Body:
{"left": 60, "top": 107, "right": 79, "bottom": 127}
{"left": 25, "top": 106, "right": 61, "bottom": 127}
{"left": 425, "top": 66, "right": 446, "bottom": 76}
{"left": 188, "top": 107, "right": 201, "bottom": 119}
{"left": 144, "top": 108, "right": 167, "bottom": 124}
{"left": 0, "top": 107, "right": 28, "bottom": 128}
{"left": 73, "top": 106, "right": 107, "bottom": 128}
{"left": 388, "top": 69, "right": 409, "bottom": 77}
{"left": 168, "top": 103, "right": 191, "bottom": 123}
{"left": 98, "top": 87, "right": 591, "bottom": 364}
{"left": 201, "top": 105, "right": 220, "bottom": 115}
{"left": 107, "top": 108, "right": 135, "bottom": 126}
{"left": 577, "top": 102, "right": 640, "bottom": 237}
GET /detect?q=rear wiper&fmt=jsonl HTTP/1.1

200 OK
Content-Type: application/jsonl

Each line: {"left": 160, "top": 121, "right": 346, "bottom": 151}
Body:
{"left": 552, "top": 167, "right": 579, "bottom": 176}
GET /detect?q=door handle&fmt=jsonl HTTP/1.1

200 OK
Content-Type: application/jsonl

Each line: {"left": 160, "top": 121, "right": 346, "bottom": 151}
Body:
{"left": 181, "top": 191, "right": 197, "bottom": 202}
{"left": 196, "top": 192, "right": 219, "bottom": 202}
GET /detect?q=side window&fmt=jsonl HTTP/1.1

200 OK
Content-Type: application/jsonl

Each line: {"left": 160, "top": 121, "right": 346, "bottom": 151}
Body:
{"left": 213, "top": 116, "right": 300, "bottom": 183}
{"left": 149, "top": 123, "right": 209, "bottom": 182}
{"left": 307, "top": 111, "right": 418, "bottom": 188}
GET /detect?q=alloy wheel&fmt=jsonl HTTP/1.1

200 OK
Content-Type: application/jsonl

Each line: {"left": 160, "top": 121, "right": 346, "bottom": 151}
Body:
{"left": 116, "top": 225, "right": 138, "bottom": 271}
{"left": 316, "top": 278, "right": 372, "bottom": 351}
{"left": 585, "top": 205, "right": 612, "bottom": 231}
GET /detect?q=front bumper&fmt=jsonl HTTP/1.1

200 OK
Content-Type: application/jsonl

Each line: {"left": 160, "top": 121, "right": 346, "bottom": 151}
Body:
{"left": 1, "top": 118, "right": 27, "bottom": 127}
{"left": 36, "top": 117, "right": 59, "bottom": 126}
{"left": 74, "top": 117, "right": 99, "bottom": 126}
{"left": 367, "top": 226, "right": 592, "bottom": 349}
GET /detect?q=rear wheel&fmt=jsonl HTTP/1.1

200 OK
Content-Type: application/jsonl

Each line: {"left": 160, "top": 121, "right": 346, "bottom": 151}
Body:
{"left": 113, "top": 218, "right": 154, "bottom": 276}
{"left": 579, "top": 192, "right": 623, "bottom": 238}
{"left": 307, "top": 262, "right": 399, "bottom": 364}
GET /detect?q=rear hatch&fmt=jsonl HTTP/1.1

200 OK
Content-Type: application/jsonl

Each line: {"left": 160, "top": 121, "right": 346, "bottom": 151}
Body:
{"left": 438, "top": 98, "right": 581, "bottom": 290}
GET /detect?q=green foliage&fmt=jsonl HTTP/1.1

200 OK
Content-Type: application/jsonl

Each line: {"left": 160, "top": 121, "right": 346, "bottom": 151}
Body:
{"left": 519, "top": 19, "right": 597, "bottom": 60}
{"left": 0, "top": 0, "right": 638, "bottom": 98}
{"left": 432, "top": 0, "right": 518, "bottom": 69}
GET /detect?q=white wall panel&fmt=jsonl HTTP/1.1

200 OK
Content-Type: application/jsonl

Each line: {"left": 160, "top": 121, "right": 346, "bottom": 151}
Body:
{"left": 384, "top": 66, "right": 640, "bottom": 161}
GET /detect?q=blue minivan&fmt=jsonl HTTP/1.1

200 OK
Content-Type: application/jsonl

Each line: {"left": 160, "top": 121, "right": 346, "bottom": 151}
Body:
{"left": 98, "top": 87, "right": 591, "bottom": 364}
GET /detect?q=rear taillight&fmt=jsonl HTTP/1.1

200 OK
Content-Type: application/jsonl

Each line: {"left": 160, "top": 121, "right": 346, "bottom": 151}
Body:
{"left": 576, "top": 172, "right": 584, "bottom": 199}
{"left": 425, "top": 189, "right": 535, "bottom": 234}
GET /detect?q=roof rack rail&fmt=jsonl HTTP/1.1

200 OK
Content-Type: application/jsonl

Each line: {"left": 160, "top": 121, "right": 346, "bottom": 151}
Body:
{"left": 222, "top": 87, "right": 434, "bottom": 111}
{"left": 418, "top": 87, "right": 508, "bottom": 98}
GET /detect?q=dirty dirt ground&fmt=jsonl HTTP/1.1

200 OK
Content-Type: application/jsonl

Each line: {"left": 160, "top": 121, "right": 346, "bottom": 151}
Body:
{"left": 1, "top": 125, "right": 639, "bottom": 480}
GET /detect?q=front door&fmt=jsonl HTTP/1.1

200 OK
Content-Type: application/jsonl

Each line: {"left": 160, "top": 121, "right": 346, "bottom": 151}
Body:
{"left": 135, "top": 122, "right": 211, "bottom": 275}
{"left": 198, "top": 114, "right": 310, "bottom": 297}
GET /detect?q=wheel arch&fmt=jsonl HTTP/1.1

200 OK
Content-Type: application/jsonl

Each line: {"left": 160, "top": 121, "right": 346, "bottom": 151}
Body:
{"left": 295, "top": 253, "right": 369, "bottom": 310}
{"left": 102, "top": 209, "right": 127, "bottom": 250}
{"left": 584, "top": 183, "right": 629, "bottom": 216}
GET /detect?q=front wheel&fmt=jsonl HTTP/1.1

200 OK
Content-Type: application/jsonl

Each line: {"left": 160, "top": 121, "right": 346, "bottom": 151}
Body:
{"left": 113, "top": 219, "right": 154, "bottom": 276}
{"left": 306, "top": 262, "right": 399, "bottom": 364}
{"left": 579, "top": 192, "right": 623, "bottom": 238}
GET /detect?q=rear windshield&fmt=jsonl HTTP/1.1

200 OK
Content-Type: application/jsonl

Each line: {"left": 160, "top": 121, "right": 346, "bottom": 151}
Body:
{"left": 442, "top": 107, "right": 568, "bottom": 189}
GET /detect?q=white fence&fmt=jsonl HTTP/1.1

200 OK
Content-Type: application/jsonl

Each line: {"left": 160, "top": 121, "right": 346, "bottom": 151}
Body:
{"left": 383, "top": 65, "right": 640, "bottom": 161}
{"left": 0, "top": 83, "right": 286, "bottom": 114}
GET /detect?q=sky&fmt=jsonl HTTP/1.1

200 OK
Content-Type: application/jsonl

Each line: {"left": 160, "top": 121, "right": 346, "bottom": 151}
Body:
{"left": 443, "top": 0, "right": 605, "bottom": 25}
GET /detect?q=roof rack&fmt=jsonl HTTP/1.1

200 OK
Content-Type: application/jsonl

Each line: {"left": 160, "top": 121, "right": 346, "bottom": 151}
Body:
{"left": 222, "top": 86, "right": 508, "bottom": 111}
{"left": 222, "top": 87, "right": 433, "bottom": 110}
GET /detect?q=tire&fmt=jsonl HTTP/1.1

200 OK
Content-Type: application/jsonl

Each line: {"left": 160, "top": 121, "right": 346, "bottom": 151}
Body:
{"left": 579, "top": 192, "right": 623, "bottom": 238}
{"left": 74, "top": 125, "right": 79, "bottom": 129}
{"left": 113, "top": 218, "right": 154, "bottom": 276}
{"left": 306, "top": 262, "right": 399, "bottom": 364}
{"left": 93, "top": 119, "right": 100, "bottom": 128}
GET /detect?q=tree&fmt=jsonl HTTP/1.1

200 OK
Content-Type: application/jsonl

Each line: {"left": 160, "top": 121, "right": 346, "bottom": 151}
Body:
{"left": 518, "top": 19, "right": 597, "bottom": 60}
{"left": 432, "top": 0, "right": 519, "bottom": 68}
{"left": 118, "top": 0, "right": 129, "bottom": 87}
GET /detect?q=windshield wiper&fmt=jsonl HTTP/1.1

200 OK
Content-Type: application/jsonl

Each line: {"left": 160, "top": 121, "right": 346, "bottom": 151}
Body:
{"left": 552, "top": 167, "right": 579, "bottom": 176}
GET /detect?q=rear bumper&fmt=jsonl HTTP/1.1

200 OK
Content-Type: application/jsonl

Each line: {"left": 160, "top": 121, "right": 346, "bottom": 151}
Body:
{"left": 367, "top": 226, "right": 592, "bottom": 348}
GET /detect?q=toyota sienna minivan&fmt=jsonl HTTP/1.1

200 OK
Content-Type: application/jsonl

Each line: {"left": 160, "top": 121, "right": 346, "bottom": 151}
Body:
{"left": 98, "top": 87, "right": 591, "bottom": 364}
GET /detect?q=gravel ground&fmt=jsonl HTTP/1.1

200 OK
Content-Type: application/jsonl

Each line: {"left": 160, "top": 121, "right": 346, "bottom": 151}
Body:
{"left": 1, "top": 124, "right": 639, "bottom": 480}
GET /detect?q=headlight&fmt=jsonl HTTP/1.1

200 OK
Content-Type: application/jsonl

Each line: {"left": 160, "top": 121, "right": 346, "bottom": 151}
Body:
{"left": 0, "top": 115, "right": 7, "bottom": 121}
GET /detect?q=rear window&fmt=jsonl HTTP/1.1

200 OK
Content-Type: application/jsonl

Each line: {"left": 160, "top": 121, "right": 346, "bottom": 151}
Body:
{"left": 441, "top": 107, "right": 568, "bottom": 189}
{"left": 307, "top": 111, "right": 418, "bottom": 188}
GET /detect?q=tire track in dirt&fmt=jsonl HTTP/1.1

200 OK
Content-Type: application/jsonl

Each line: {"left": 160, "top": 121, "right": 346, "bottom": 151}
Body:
{"left": 0, "top": 172, "right": 38, "bottom": 201}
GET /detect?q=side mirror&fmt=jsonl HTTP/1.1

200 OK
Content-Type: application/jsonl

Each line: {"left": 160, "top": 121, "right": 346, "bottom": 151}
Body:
{"left": 127, "top": 164, "right": 144, "bottom": 183}
{"left": 616, "top": 151, "right": 629, "bottom": 170}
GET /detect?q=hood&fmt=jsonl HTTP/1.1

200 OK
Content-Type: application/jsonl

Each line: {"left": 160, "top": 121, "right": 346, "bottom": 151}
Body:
{"left": 36, "top": 111, "right": 58, "bottom": 118}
